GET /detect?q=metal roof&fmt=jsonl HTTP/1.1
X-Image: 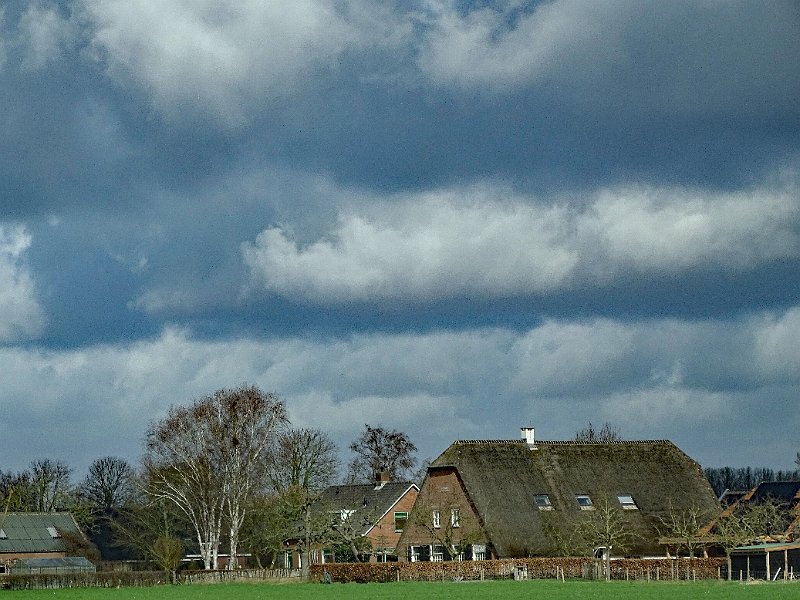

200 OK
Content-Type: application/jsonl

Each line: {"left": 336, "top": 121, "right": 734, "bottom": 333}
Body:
{"left": 0, "top": 513, "right": 81, "bottom": 554}
{"left": 732, "top": 541, "right": 800, "bottom": 553}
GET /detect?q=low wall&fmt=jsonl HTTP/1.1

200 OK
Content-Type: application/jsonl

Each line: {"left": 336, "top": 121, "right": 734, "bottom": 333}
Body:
{"left": 309, "top": 557, "right": 726, "bottom": 583}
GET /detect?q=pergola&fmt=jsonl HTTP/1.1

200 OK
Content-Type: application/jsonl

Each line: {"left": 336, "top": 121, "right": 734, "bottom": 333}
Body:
{"left": 730, "top": 541, "right": 800, "bottom": 581}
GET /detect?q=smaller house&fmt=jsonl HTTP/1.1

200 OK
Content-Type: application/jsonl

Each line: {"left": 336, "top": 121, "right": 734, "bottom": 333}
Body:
{"left": 0, "top": 512, "right": 91, "bottom": 575}
{"left": 284, "top": 473, "right": 418, "bottom": 567}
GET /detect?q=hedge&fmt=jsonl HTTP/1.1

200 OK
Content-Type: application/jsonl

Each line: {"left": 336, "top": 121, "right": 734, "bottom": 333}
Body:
{"left": 0, "top": 568, "right": 302, "bottom": 590}
{"left": 309, "top": 557, "right": 726, "bottom": 583}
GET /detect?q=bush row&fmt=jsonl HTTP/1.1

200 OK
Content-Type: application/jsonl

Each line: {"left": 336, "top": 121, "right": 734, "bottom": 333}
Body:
{"left": 0, "top": 568, "right": 302, "bottom": 590}
{"left": 309, "top": 557, "right": 727, "bottom": 584}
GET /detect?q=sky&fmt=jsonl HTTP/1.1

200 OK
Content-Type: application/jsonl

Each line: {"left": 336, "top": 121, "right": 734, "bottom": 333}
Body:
{"left": 1, "top": 0, "right": 800, "bottom": 480}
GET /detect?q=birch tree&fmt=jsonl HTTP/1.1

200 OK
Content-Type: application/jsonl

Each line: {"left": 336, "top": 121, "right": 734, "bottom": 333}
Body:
{"left": 144, "top": 386, "right": 287, "bottom": 569}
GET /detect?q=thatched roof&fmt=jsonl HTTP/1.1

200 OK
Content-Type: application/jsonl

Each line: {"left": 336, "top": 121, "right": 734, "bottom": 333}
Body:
{"left": 429, "top": 439, "right": 720, "bottom": 557}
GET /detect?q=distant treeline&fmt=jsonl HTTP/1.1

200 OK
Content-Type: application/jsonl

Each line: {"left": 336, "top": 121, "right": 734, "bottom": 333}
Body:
{"left": 703, "top": 466, "right": 800, "bottom": 497}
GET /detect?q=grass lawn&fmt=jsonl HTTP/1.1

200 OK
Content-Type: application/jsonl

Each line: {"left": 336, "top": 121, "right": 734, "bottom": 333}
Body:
{"left": 4, "top": 579, "right": 800, "bottom": 600}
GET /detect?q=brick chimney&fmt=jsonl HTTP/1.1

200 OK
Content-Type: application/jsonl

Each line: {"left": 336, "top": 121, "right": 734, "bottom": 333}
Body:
{"left": 374, "top": 469, "right": 390, "bottom": 489}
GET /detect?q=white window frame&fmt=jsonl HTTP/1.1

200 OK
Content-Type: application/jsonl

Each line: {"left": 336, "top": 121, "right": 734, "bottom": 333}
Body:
{"left": 450, "top": 508, "right": 460, "bottom": 528}
{"left": 432, "top": 510, "right": 441, "bottom": 529}
{"left": 575, "top": 495, "right": 594, "bottom": 510}
{"left": 432, "top": 545, "right": 445, "bottom": 562}
{"left": 618, "top": 495, "right": 638, "bottom": 510}
{"left": 472, "top": 543, "right": 486, "bottom": 561}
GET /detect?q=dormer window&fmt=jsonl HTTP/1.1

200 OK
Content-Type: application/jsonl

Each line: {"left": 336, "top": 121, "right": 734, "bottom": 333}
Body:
{"left": 575, "top": 495, "right": 594, "bottom": 510}
{"left": 534, "top": 494, "right": 553, "bottom": 510}
{"left": 618, "top": 495, "right": 638, "bottom": 510}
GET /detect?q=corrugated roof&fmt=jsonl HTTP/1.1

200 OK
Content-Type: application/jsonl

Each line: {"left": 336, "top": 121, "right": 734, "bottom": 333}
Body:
{"left": 428, "top": 439, "right": 720, "bottom": 557}
{"left": 0, "top": 513, "right": 81, "bottom": 554}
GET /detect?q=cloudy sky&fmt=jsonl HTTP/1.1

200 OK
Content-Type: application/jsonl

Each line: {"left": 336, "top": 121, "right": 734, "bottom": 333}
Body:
{"left": 2, "top": 0, "right": 800, "bottom": 479}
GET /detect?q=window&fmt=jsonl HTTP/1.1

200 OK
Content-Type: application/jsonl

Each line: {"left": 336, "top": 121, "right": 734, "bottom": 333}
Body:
{"left": 534, "top": 494, "right": 553, "bottom": 510}
{"left": 432, "top": 545, "right": 445, "bottom": 562}
{"left": 47, "top": 526, "right": 61, "bottom": 538}
{"left": 451, "top": 508, "right": 460, "bottom": 528}
{"left": 575, "top": 495, "right": 594, "bottom": 510}
{"left": 409, "top": 545, "right": 430, "bottom": 562}
{"left": 394, "top": 511, "right": 408, "bottom": 533}
{"left": 471, "top": 543, "right": 486, "bottom": 561}
{"left": 618, "top": 495, "right": 638, "bottom": 510}
{"left": 0, "top": 528, "right": 6, "bottom": 539}
{"left": 340, "top": 509, "right": 355, "bottom": 521}
{"left": 432, "top": 510, "right": 441, "bottom": 529}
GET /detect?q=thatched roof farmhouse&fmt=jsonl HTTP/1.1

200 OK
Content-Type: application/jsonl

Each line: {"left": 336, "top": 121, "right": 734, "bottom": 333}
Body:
{"left": 397, "top": 428, "right": 720, "bottom": 561}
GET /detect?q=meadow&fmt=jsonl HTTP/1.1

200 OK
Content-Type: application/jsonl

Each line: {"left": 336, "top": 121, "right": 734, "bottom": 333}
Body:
{"left": 4, "top": 579, "right": 800, "bottom": 600}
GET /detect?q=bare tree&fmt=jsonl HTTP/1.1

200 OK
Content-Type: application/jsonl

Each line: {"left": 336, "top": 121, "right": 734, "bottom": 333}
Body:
{"left": 715, "top": 509, "right": 754, "bottom": 580}
{"left": 658, "top": 501, "right": 712, "bottom": 558}
{"left": 265, "top": 427, "right": 338, "bottom": 575}
{"left": 82, "top": 457, "right": 136, "bottom": 513}
{"left": 347, "top": 424, "right": 417, "bottom": 483}
{"left": 577, "top": 496, "right": 636, "bottom": 581}
{"left": 574, "top": 422, "right": 622, "bottom": 443}
{"left": 112, "top": 494, "right": 190, "bottom": 579}
{"left": 29, "top": 459, "right": 73, "bottom": 512}
{"left": 143, "top": 386, "right": 287, "bottom": 569}
{"left": 267, "top": 428, "right": 338, "bottom": 493}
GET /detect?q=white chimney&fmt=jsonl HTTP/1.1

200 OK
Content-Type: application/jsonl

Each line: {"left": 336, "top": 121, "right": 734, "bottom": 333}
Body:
{"left": 521, "top": 427, "right": 536, "bottom": 449}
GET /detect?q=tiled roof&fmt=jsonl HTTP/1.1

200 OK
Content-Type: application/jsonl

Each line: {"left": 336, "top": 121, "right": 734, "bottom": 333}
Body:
{"left": 319, "top": 481, "right": 417, "bottom": 535}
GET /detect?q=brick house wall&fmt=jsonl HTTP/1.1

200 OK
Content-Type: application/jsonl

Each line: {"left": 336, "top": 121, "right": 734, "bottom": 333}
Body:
{"left": 366, "top": 485, "right": 418, "bottom": 555}
{"left": 396, "top": 467, "right": 489, "bottom": 561}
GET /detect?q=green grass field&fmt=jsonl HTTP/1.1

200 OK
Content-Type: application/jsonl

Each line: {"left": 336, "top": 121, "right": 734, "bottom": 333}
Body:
{"left": 4, "top": 580, "right": 800, "bottom": 600}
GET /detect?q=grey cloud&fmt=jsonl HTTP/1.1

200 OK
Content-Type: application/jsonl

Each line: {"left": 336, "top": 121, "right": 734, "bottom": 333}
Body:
{"left": 418, "top": 1, "right": 800, "bottom": 120}
{"left": 2, "top": 310, "right": 800, "bottom": 473}
{"left": 17, "top": 2, "right": 77, "bottom": 70}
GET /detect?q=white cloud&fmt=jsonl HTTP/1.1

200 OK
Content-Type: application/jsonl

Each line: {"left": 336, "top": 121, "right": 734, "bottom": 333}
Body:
{"left": 243, "top": 178, "right": 800, "bottom": 304}
{"left": 81, "top": 0, "right": 401, "bottom": 126}
{"left": 418, "top": 0, "right": 610, "bottom": 90}
{"left": 0, "top": 224, "right": 46, "bottom": 342}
